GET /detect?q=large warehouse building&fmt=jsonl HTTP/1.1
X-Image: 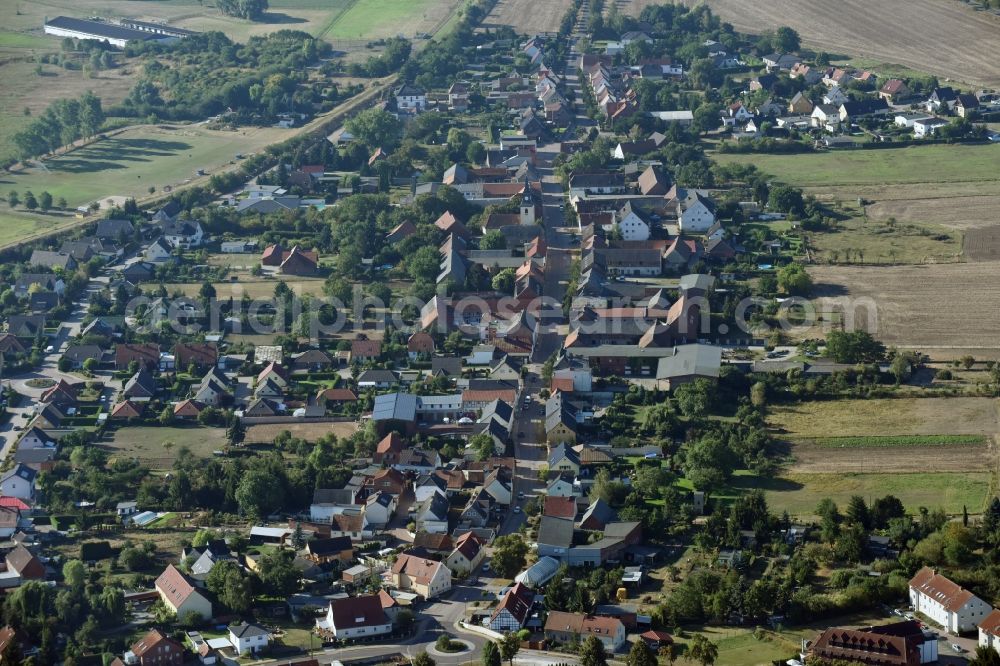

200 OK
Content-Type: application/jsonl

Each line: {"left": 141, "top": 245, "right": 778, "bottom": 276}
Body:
{"left": 43, "top": 16, "right": 192, "bottom": 48}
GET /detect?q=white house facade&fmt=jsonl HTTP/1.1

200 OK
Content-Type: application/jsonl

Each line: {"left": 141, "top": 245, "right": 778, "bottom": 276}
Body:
{"left": 909, "top": 567, "right": 993, "bottom": 633}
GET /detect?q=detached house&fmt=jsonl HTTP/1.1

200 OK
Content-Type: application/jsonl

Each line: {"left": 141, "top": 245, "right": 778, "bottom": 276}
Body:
{"left": 395, "top": 84, "right": 427, "bottom": 112}
{"left": 125, "top": 629, "right": 185, "bottom": 666}
{"left": 544, "top": 612, "right": 627, "bottom": 652}
{"left": 445, "top": 532, "right": 486, "bottom": 574}
{"left": 390, "top": 553, "right": 452, "bottom": 599}
{"left": 909, "top": 567, "right": 992, "bottom": 633}
{"left": 317, "top": 594, "right": 392, "bottom": 639}
{"left": 155, "top": 564, "right": 213, "bottom": 621}
{"left": 488, "top": 582, "right": 535, "bottom": 632}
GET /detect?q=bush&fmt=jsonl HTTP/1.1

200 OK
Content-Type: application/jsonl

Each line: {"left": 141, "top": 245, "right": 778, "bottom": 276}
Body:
{"left": 935, "top": 369, "right": 953, "bottom": 380}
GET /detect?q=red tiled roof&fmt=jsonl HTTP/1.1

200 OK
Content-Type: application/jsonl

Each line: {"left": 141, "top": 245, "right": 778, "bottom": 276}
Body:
{"left": 318, "top": 388, "right": 357, "bottom": 402}
{"left": 909, "top": 567, "right": 977, "bottom": 612}
{"left": 491, "top": 581, "right": 534, "bottom": 624}
{"left": 981, "top": 609, "right": 1000, "bottom": 638}
{"left": 155, "top": 564, "right": 200, "bottom": 609}
{"left": 392, "top": 553, "right": 445, "bottom": 584}
{"left": 463, "top": 388, "right": 517, "bottom": 403}
{"left": 543, "top": 495, "right": 577, "bottom": 519}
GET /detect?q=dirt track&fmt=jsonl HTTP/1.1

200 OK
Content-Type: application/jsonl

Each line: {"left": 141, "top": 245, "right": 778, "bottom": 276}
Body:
{"left": 482, "top": 0, "right": 574, "bottom": 32}
{"left": 789, "top": 441, "right": 994, "bottom": 474}
{"left": 620, "top": 0, "right": 1000, "bottom": 86}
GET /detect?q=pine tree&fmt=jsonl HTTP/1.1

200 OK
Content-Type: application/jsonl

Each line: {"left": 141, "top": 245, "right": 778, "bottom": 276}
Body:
{"left": 482, "top": 640, "right": 501, "bottom": 666}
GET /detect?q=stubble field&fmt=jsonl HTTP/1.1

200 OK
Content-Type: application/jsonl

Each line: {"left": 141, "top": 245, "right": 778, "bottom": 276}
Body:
{"left": 482, "top": 0, "right": 575, "bottom": 33}
{"left": 806, "top": 264, "right": 1000, "bottom": 347}
{"left": 620, "top": 0, "right": 1000, "bottom": 86}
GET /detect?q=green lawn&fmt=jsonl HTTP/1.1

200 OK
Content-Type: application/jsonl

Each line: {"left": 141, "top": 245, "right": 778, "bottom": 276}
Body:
{"left": 714, "top": 144, "right": 1000, "bottom": 188}
{"left": 321, "top": 0, "right": 454, "bottom": 38}
{"left": 3, "top": 125, "right": 288, "bottom": 208}
{"left": 0, "top": 210, "right": 83, "bottom": 248}
{"left": 0, "top": 31, "right": 52, "bottom": 49}
{"left": 732, "top": 471, "right": 991, "bottom": 518}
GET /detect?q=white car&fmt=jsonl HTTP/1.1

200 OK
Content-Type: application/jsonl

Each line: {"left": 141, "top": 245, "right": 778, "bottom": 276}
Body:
{"left": 951, "top": 644, "right": 965, "bottom": 653}
{"left": 513, "top": 506, "right": 521, "bottom": 513}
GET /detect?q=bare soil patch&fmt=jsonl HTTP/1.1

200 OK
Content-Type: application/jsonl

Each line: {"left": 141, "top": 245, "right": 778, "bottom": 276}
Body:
{"left": 622, "top": 0, "right": 1000, "bottom": 86}
{"left": 867, "top": 195, "right": 1000, "bottom": 233}
{"left": 789, "top": 440, "right": 993, "bottom": 474}
{"left": 244, "top": 421, "right": 359, "bottom": 444}
{"left": 482, "top": 0, "right": 574, "bottom": 32}
{"left": 963, "top": 226, "right": 1000, "bottom": 262}
{"left": 806, "top": 264, "right": 1000, "bottom": 347}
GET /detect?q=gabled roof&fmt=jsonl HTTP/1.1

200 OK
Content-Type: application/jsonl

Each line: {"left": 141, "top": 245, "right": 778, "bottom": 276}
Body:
{"left": 307, "top": 536, "right": 353, "bottom": 557}
{"left": 491, "top": 581, "right": 534, "bottom": 624}
{"left": 155, "top": 563, "right": 203, "bottom": 609}
{"left": 131, "top": 629, "right": 182, "bottom": 658}
{"left": 392, "top": 553, "right": 447, "bottom": 584}
{"left": 5, "top": 544, "right": 41, "bottom": 575}
{"left": 908, "top": 567, "right": 980, "bottom": 612}
{"left": 543, "top": 495, "right": 577, "bottom": 520}
{"left": 328, "top": 594, "right": 388, "bottom": 629}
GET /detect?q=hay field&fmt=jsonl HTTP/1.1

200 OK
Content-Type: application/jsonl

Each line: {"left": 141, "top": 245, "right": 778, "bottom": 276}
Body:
{"left": 244, "top": 421, "right": 359, "bottom": 444}
{"left": 806, "top": 264, "right": 1000, "bottom": 347}
{"left": 769, "top": 397, "right": 1000, "bottom": 438}
{"left": 622, "top": 0, "right": 1000, "bottom": 86}
{"left": 103, "top": 425, "right": 229, "bottom": 469}
{"left": 482, "top": 0, "right": 575, "bottom": 32}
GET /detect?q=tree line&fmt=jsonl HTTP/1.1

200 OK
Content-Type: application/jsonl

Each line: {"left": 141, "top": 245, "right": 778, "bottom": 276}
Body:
{"left": 11, "top": 92, "right": 104, "bottom": 162}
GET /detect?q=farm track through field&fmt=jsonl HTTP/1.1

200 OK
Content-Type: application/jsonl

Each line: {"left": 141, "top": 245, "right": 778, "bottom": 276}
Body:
{"left": 622, "top": 0, "right": 1000, "bottom": 86}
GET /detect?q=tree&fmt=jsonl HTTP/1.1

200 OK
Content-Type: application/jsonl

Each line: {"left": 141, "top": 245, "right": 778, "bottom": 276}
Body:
{"left": 490, "top": 534, "right": 529, "bottom": 578}
{"left": 846, "top": 495, "right": 870, "bottom": 529}
{"left": 768, "top": 185, "right": 804, "bottom": 216}
{"left": 773, "top": 26, "right": 801, "bottom": 52}
{"left": 482, "top": 640, "right": 502, "bottom": 666}
{"left": 579, "top": 635, "right": 608, "bottom": 666}
{"left": 7, "top": 191, "right": 19, "bottom": 208}
{"left": 688, "top": 634, "right": 718, "bottom": 666}
{"left": 413, "top": 652, "right": 436, "bottom": 666}
{"left": 255, "top": 548, "right": 299, "bottom": 596}
{"left": 216, "top": 0, "right": 269, "bottom": 20}
{"left": 776, "top": 263, "right": 812, "bottom": 296}
{"left": 683, "top": 434, "right": 734, "bottom": 491}
{"left": 673, "top": 379, "right": 715, "bottom": 418}
{"left": 970, "top": 645, "right": 1000, "bottom": 666}
{"left": 480, "top": 230, "right": 506, "bottom": 250}
{"left": 468, "top": 433, "right": 496, "bottom": 461}
{"left": 62, "top": 559, "right": 86, "bottom": 589}
{"left": 346, "top": 108, "right": 402, "bottom": 150}
{"left": 626, "top": 638, "right": 657, "bottom": 666}
{"left": 491, "top": 268, "right": 516, "bottom": 293}
{"left": 825, "top": 330, "right": 885, "bottom": 364}
{"left": 235, "top": 469, "right": 282, "bottom": 518}
{"left": 205, "top": 560, "right": 254, "bottom": 613}
{"left": 498, "top": 633, "right": 521, "bottom": 666}
{"left": 57, "top": 197, "right": 67, "bottom": 210}
{"left": 467, "top": 141, "right": 486, "bottom": 165}
{"left": 39, "top": 191, "right": 52, "bottom": 212}
{"left": 23, "top": 191, "right": 37, "bottom": 210}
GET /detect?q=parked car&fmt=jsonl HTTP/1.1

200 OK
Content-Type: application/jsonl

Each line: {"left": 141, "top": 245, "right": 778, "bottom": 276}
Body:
{"left": 951, "top": 644, "right": 964, "bottom": 653}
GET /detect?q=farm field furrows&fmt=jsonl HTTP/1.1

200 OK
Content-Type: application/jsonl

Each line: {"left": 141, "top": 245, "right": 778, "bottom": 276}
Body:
{"left": 620, "top": 0, "right": 1000, "bottom": 86}
{"left": 806, "top": 264, "right": 1000, "bottom": 347}
{"left": 482, "top": 0, "right": 575, "bottom": 32}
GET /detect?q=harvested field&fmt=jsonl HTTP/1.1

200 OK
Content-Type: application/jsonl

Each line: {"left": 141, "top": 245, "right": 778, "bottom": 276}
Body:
{"left": 769, "top": 397, "right": 1000, "bottom": 438}
{"left": 162, "top": 278, "right": 327, "bottom": 299}
{"left": 867, "top": 193, "right": 1000, "bottom": 233}
{"left": 482, "top": 0, "right": 575, "bottom": 32}
{"left": 806, "top": 264, "right": 1000, "bottom": 347}
{"left": 964, "top": 226, "right": 1000, "bottom": 262}
{"left": 621, "top": 0, "right": 1000, "bottom": 86}
{"left": 244, "top": 421, "right": 359, "bottom": 444}
{"left": 789, "top": 440, "right": 993, "bottom": 474}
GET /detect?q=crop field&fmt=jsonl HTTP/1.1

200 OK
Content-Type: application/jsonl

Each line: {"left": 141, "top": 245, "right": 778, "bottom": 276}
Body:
{"left": 622, "top": 0, "right": 1000, "bottom": 86}
{"left": 797, "top": 434, "right": 987, "bottom": 448}
{"left": 101, "top": 425, "right": 229, "bottom": 469}
{"left": 964, "top": 225, "right": 1000, "bottom": 262}
{"left": 768, "top": 397, "right": 1000, "bottom": 438}
{"left": 0, "top": 124, "right": 289, "bottom": 210}
{"left": 244, "top": 421, "right": 359, "bottom": 444}
{"left": 482, "top": 0, "right": 575, "bottom": 32}
{"left": 806, "top": 264, "right": 1000, "bottom": 347}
